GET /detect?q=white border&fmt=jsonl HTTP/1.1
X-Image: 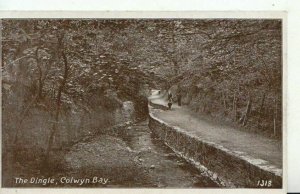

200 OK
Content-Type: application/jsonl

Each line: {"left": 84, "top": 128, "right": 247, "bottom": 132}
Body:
{"left": 0, "top": 11, "right": 287, "bottom": 19}
{"left": 0, "top": 0, "right": 288, "bottom": 11}
{"left": 0, "top": 10, "right": 289, "bottom": 194}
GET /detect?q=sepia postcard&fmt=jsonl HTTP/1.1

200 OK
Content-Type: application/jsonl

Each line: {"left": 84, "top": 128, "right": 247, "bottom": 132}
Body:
{"left": 0, "top": 11, "right": 287, "bottom": 194}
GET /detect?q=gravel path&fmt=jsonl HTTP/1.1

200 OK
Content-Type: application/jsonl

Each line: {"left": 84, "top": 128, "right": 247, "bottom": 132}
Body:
{"left": 149, "top": 91, "right": 282, "bottom": 168}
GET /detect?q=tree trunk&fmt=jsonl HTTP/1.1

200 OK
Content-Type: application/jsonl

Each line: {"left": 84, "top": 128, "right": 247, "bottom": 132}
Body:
{"left": 242, "top": 95, "right": 252, "bottom": 126}
{"left": 257, "top": 92, "right": 265, "bottom": 128}
{"left": 222, "top": 91, "right": 227, "bottom": 110}
{"left": 43, "top": 51, "right": 69, "bottom": 168}
{"left": 35, "top": 47, "right": 44, "bottom": 99}
{"left": 273, "top": 98, "right": 277, "bottom": 136}
{"left": 233, "top": 92, "right": 237, "bottom": 121}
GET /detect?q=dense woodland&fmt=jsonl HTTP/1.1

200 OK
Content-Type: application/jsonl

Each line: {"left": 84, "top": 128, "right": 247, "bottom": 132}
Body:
{"left": 1, "top": 19, "right": 282, "bottom": 183}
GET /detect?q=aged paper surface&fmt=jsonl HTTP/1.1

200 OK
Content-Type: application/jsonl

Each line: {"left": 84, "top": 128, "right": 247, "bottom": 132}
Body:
{"left": 0, "top": 11, "right": 287, "bottom": 194}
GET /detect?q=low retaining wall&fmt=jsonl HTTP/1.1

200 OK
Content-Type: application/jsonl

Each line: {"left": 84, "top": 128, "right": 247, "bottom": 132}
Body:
{"left": 148, "top": 104, "right": 282, "bottom": 188}
{"left": 148, "top": 100, "right": 169, "bottom": 111}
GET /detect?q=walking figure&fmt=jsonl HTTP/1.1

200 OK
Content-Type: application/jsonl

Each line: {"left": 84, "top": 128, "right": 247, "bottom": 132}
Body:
{"left": 167, "top": 90, "right": 173, "bottom": 101}
{"left": 177, "top": 88, "right": 182, "bottom": 106}
{"left": 168, "top": 96, "right": 173, "bottom": 110}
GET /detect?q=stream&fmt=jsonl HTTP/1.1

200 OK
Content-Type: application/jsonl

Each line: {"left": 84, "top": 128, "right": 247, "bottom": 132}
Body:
{"left": 60, "top": 119, "right": 219, "bottom": 188}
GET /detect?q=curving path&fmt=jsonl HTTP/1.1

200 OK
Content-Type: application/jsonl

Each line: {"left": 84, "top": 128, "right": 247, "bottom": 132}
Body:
{"left": 149, "top": 90, "right": 282, "bottom": 168}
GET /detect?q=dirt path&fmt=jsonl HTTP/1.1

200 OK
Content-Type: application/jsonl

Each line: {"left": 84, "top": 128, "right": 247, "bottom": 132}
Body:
{"left": 149, "top": 91, "right": 282, "bottom": 168}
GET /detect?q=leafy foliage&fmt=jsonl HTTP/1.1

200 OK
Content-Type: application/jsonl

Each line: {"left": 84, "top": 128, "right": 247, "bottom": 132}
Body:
{"left": 1, "top": 19, "right": 282, "bottom": 166}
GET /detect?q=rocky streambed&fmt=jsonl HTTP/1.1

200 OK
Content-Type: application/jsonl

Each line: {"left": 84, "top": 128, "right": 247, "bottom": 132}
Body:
{"left": 59, "top": 120, "right": 219, "bottom": 188}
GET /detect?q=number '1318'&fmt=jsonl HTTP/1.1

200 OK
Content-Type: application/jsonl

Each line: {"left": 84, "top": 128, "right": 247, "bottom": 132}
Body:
{"left": 257, "top": 180, "right": 272, "bottom": 187}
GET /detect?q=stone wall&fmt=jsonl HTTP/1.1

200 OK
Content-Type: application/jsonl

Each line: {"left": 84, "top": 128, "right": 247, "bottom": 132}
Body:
{"left": 149, "top": 101, "right": 169, "bottom": 111}
{"left": 148, "top": 105, "right": 282, "bottom": 188}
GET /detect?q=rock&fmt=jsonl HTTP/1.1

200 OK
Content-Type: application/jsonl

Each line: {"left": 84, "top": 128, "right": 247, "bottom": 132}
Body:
{"left": 177, "top": 162, "right": 185, "bottom": 166}
{"left": 125, "top": 121, "right": 132, "bottom": 125}
{"left": 127, "top": 126, "right": 132, "bottom": 130}
{"left": 213, "top": 173, "right": 218, "bottom": 180}
{"left": 150, "top": 165, "right": 155, "bottom": 169}
{"left": 138, "top": 158, "right": 144, "bottom": 162}
{"left": 133, "top": 156, "right": 139, "bottom": 162}
{"left": 194, "top": 162, "right": 201, "bottom": 166}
